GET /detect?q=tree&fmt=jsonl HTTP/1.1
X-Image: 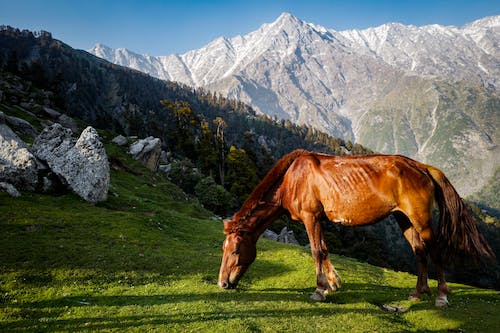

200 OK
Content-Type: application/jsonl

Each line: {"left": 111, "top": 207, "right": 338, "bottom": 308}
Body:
{"left": 162, "top": 100, "right": 200, "bottom": 159}
{"left": 225, "top": 146, "right": 260, "bottom": 203}
{"left": 197, "top": 120, "right": 218, "bottom": 179}
{"left": 5, "top": 49, "right": 18, "bottom": 74}
{"left": 168, "top": 159, "right": 202, "bottom": 195}
{"left": 213, "top": 117, "right": 227, "bottom": 185}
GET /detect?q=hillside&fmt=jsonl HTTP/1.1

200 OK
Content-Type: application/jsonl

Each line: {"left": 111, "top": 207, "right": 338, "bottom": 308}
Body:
{"left": 1, "top": 26, "right": 500, "bottom": 288}
{"left": 90, "top": 13, "right": 500, "bottom": 202}
{"left": 1, "top": 141, "right": 499, "bottom": 332}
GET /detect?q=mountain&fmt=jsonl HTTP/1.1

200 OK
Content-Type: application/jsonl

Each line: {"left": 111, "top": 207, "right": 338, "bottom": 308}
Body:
{"left": 89, "top": 13, "right": 500, "bottom": 200}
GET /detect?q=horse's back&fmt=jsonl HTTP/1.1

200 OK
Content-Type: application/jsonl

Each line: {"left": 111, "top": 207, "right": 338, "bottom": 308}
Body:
{"left": 281, "top": 153, "right": 435, "bottom": 226}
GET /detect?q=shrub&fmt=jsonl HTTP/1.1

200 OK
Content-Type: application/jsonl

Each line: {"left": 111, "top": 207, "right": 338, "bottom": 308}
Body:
{"left": 195, "top": 176, "right": 233, "bottom": 215}
{"left": 168, "top": 159, "right": 202, "bottom": 194}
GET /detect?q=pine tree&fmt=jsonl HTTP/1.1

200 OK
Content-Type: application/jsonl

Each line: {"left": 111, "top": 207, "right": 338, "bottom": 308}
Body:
{"left": 213, "top": 117, "right": 227, "bottom": 185}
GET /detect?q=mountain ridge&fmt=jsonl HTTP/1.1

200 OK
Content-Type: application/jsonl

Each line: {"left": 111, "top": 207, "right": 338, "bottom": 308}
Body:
{"left": 90, "top": 13, "right": 500, "bottom": 199}
{"left": 90, "top": 13, "right": 500, "bottom": 88}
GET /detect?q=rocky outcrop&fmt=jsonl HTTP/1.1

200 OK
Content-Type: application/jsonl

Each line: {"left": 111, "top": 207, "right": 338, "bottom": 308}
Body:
{"left": 3, "top": 113, "right": 39, "bottom": 139}
{"left": 33, "top": 124, "right": 109, "bottom": 203}
{"left": 0, "top": 182, "right": 21, "bottom": 197}
{"left": 277, "top": 226, "right": 300, "bottom": 245}
{"left": 262, "top": 227, "right": 300, "bottom": 246}
{"left": 129, "top": 136, "right": 162, "bottom": 171}
{"left": 0, "top": 112, "right": 39, "bottom": 191}
{"left": 111, "top": 135, "right": 128, "bottom": 146}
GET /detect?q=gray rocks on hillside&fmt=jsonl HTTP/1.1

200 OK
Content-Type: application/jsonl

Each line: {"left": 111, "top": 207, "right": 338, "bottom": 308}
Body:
{"left": 262, "top": 227, "right": 300, "bottom": 246}
{"left": 0, "top": 112, "right": 39, "bottom": 192}
{"left": 111, "top": 134, "right": 128, "bottom": 146}
{"left": 0, "top": 181, "right": 21, "bottom": 197}
{"left": 3, "top": 113, "right": 39, "bottom": 139}
{"left": 33, "top": 124, "right": 109, "bottom": 203}
{"left": 129, "top": 136, "right": 162, "bottom": 171}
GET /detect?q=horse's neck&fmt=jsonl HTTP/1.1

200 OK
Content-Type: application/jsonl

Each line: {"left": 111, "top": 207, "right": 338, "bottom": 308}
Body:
{"left": 239, "top": 203, "right": 283, "bottom": 238}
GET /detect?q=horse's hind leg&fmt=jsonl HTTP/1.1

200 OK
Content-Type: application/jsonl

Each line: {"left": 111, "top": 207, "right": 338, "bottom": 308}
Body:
{"left": 394, "top": 213, "right": 432, "bottom": 300}
{"left": 321, "top": 239, "right": 342, "bottom": 291}
{"left": 429, "top": 249, "right": 450, "bottom": 307}
{"left": 417, "top": 226, "right": 450, "bottom": 307}
{"left": 396, "top": 211, "right": 450, "bottom": 307}
{"left": 303, "top": 214, "right": 341, "bottom": 301}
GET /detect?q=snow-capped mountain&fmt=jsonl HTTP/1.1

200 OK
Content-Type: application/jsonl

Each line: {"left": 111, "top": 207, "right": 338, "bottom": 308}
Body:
{"left": 90, "top": 13, "right": 500, "bottom": 196}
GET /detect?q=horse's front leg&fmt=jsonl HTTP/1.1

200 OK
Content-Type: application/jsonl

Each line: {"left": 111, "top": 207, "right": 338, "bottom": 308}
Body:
{"left": 303, "top": 215, "right": 341, "bottom": 301}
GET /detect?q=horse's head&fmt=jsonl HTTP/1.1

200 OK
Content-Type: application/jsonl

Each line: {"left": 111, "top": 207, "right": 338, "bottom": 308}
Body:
{"left": 218, "top": 219, "right": 257, "bottom": 289}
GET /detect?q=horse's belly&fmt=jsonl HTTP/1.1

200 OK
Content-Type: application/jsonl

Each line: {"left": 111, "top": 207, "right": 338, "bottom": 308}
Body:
{"left": 323, "top": 196, "right": 394, "bottom": 226}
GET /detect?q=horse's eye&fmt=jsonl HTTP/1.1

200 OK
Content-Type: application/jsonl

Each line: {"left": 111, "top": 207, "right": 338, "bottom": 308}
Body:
{"left": 232, "top": 250, "right": 240, "bottom": 255}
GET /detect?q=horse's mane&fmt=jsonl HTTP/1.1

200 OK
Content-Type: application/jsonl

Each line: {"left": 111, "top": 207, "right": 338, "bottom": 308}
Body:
{"left": 232, "top": 149, "right": 309, "bottom": 227}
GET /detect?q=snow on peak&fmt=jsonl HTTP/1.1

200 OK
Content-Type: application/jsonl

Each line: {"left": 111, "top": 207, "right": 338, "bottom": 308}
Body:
{"left": 464, "top": 15, "right": 500, "bottom": 30}
{"left": 90, "top": 13, "right": 500, "bottom": 90}
{"left": 274, "top": 12, "right": 301, "bottom": 25}
{"left": 89, "top": 43, "right": 113, "bottom": 58}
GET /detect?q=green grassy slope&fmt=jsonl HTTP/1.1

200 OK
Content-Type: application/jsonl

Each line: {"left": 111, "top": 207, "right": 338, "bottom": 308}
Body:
{"left": 1, "top": 144, "right": 499, "bottom": 332}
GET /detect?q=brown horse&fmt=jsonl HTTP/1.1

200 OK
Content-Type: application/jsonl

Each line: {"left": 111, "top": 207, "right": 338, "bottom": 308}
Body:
{"left": 218, "top": 150, "right": 495, "bottom": 307}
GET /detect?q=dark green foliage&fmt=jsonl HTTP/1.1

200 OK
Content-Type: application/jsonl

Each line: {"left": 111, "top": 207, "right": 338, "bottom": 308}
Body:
{"left": 167, "top": 159, "right": 202, "bottom": 195}
{"left": 195, "top": 177, "right": 234, "bottom": 215}
{"left": 225, "top": 146, "right": 260, "bottom": 203}
{"left": 162, "top": 99, "right": 200, "bottom": 159}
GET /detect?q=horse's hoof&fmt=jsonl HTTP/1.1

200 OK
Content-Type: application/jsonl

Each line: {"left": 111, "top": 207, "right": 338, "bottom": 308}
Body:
{"left": 310, "top": 290, "right": 326, "bottom": 302}
{"left": 435, "top": 296, "right": 449, "bottom": 308}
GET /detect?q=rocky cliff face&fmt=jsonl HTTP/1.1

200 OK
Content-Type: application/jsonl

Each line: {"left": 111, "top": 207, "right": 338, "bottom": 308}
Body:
{"left": 90, "top": 13, "right": 500, "bottom": 198}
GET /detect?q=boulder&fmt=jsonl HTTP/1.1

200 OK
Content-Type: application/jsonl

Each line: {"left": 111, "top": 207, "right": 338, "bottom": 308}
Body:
{"left": 0, "top": 181, "right": 21, "bottom": 197}
{"left": 111, "top": 134, "right": 128, "bottom": 146}
{"left": 57, "top": 114, "right": 78, "bottom": 133}
{"left": 42, "top": 106, "right": 61, "bottom": 119}
{"left": 0, "top": 116, "right": 39, "bottom": 191}
{"left": 4, "top": 113, "right": 39, "bottom": 139}
{"left": 33, "top": 124, "right": 109, "bottom": 203}
{"left": 262, "top": 229, "right": 278, "bottom": 241}
{"left": 129, "top": 136, "right": 162, "bottom": 171}
{"left": 277, "top": 227, "right": 300, "bottom": 245}
{"left": 158, "top": 164, "right": 172, "bottom": 174}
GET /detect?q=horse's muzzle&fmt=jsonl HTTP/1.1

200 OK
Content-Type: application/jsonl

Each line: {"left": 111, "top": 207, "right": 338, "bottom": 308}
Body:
{"left": 218, "top": 280, "right": 236, "bottom": 289}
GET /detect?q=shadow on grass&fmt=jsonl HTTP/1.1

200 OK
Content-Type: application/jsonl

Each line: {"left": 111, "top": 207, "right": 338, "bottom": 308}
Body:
{"left": 0, "top": 307, "right": 407, "bottom": 333}
{"left": 3, "top": 283, "right": 488, "bottom": 332}
{"left": 0, "top": 286, "right": 412, "bottom": 332}
{"left": 0, "top": 283, "right": 498, "bottom": 332}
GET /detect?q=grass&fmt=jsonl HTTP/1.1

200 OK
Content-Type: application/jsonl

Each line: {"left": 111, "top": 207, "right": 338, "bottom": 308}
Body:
{"left": 1, "top": 143, "right": 499, "bottom": 332}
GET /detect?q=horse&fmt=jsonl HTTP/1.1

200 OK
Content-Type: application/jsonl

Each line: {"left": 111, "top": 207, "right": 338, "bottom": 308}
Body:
{"left": 218, "top": 149, "right": 495, "bottom": 307}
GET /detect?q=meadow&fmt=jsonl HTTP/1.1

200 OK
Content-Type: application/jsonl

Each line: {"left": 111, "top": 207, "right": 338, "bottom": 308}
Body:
{"left": 1, "top": 144, "right": 498, "bottom": 332}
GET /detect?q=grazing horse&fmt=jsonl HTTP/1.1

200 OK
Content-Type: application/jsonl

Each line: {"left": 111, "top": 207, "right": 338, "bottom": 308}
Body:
{"left": 218, "top": 150, "right": 495, "bottom": 307}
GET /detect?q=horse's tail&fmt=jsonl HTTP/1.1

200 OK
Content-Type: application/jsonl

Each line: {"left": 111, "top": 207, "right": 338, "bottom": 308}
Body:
{"left": 426, "top": 166, "right": 495, "bottom": 264}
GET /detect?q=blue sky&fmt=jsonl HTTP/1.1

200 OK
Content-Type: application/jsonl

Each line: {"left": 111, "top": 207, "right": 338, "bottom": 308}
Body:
{"left": 1, "top": 0, "right": 499, "bottom": 56}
